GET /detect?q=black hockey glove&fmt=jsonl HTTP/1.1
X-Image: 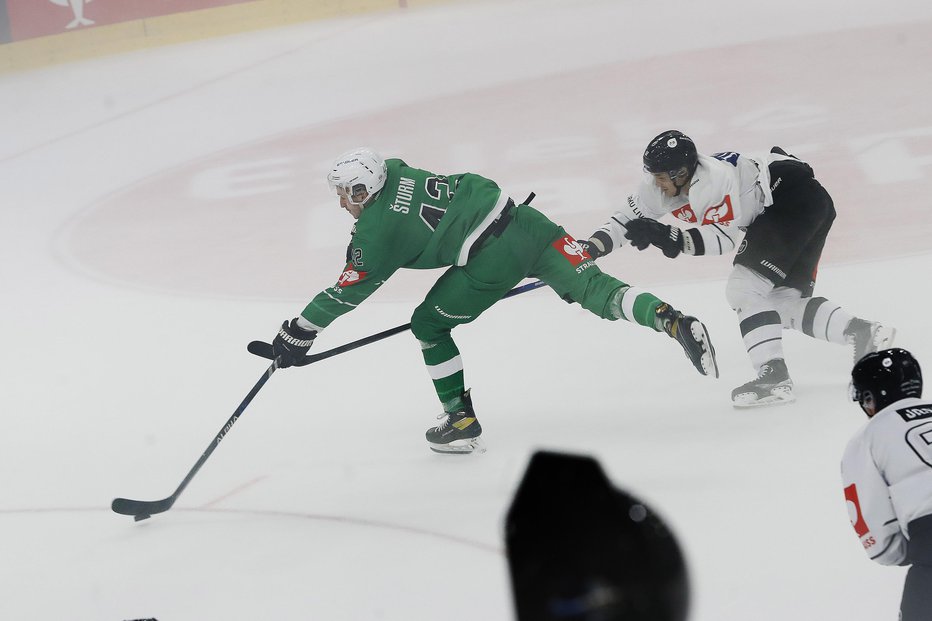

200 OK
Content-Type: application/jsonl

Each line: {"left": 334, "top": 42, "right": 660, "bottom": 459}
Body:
{"left": 272, "top": 318, "right": 317, "bottom": 368}
{"left": 624, "top": 218, "right": 684, "bottom": 258}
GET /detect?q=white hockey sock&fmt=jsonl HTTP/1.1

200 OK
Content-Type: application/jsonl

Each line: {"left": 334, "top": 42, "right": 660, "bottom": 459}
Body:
{"left": 795, "top": 297, "right": 854, "bottom": 344}
{"left": 739, "top": 309, "right": 785, "bottom": 371}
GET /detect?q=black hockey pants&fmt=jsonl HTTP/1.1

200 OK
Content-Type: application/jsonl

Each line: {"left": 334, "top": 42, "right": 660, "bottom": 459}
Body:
{"left": 901, "top": 514, "right": 932, "bottom": 621}
{"left": 734, "top": 153, "right": 834, "bottom": 297}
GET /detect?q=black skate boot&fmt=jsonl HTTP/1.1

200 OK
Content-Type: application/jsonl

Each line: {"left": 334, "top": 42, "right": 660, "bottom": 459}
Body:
{"left": 844, "top": 318, "right": 896, "bottom": 363}
{"left": 425, "top": 390, "right": 485, "bottom": 454}
{"left": 655, "top": 304, "right": 719, "bottom": 378}
{"left": 732, "top": 358, "right": 795, "bottom": 408}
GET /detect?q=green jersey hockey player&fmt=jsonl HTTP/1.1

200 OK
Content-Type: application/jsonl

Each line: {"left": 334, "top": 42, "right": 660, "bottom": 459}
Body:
{"left": 255, "top": 148, "right": 718, "bottom": 453}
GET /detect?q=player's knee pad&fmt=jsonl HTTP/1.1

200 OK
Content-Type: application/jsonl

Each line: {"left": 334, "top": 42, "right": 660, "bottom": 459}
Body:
{"left": 725, "top": 265, "right": 774, "bottom": 312}
{"left": 410, "top": 304, "right": 455, "bottom": 344}
{"left": 769, "top": 286, "right": 807, "bottom": 329}
{"left": 409, "top": 306, "right": 437, "bottom": 343}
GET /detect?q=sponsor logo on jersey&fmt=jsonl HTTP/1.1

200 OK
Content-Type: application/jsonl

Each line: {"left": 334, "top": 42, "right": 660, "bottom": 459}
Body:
{"left": 897, "top": 404, "right": 932, "bottom": 422}
{"left": 701, "top": 195, "right": 735, "bottom": 224}
{"left": 627, "top": 194, "right": 645, "bottom": 218}
{"left": 337, "top": 263, "right": 367, "bottom": 287}
{"left": 555, "top": 236, "right": 591, "bottom": 266}
{"left": 737, "top": 239, "right": 748, "bottom": 255}
{"left": 844, "top": 484, "right": 870, "bottom": 538}
{"left": 672, "top": 204, "right": 697, "bottom": 222}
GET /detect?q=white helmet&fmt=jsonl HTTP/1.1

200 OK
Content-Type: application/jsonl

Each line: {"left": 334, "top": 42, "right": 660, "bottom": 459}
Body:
{"left": 327, "top": 147, "right": 387, "bottom": 205}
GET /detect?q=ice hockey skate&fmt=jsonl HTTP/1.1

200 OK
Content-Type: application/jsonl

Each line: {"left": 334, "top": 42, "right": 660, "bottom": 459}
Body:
{"left": 732, "top": 358, "right": 795, "bottom": 408}
{"left": 655, "top": 304, "right": 719, "bottom": 378}
{"left": 845, "top": 318, "right": 896, "bottom": 363}
{"left": 426, "top": 390, "right": 486, "bottom": 454}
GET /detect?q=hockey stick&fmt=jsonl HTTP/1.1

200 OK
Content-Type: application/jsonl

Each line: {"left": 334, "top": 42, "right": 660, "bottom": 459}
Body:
{"left": 247, "top": 279, "right": 548, "bottom": 366}
{"left": 111, "top": 361, "right": 278, "bottom": 521}
{"left": 112, "top": 279, "right": 545, "bottom": 521}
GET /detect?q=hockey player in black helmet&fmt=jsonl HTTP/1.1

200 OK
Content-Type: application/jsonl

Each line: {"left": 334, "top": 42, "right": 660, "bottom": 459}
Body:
{"left": 579, "top": 129, "right": 895, "bottom": 408}
{"left": 642, "top": 130, "right": 698, "bottom": 198}
{"left": 850, "top": 348, "right": 923, "bottom": 416}
{"left": 841, "top": 348, "right": 932, "bottom": 621}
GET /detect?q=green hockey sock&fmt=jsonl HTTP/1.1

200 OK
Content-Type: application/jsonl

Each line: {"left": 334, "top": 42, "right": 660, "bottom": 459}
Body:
{"left": 442, "top": 391, "right": 466, "bottom": 413}
{"left": 419, "top": 337, "right": 466, "bottom": 405}
{"left": 610, "top": 286, "right": 663, "bottom": 329}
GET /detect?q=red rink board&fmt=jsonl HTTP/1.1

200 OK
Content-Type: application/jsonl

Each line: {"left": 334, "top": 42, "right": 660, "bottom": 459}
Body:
{"left": 6, "top": 0, "right": 254, "bottom": 42}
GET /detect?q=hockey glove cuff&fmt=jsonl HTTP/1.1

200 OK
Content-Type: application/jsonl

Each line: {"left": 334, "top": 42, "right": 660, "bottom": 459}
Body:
{"left": 577, "top": 238, "right": 601, "bottom": 259}
{"left": 584, "top": 230, "right": 614, "bottom": 259}
{"left": 272, "top": 318, "right": 317, "bottom": 368}
{"left": 680, "top": 227, "right": 705, "bottom": 256}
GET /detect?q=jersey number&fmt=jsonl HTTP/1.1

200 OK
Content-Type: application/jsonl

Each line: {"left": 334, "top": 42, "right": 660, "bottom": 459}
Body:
{"left": 906, "top": 421, "right": 932, "bottom": 468}
{"left": 419, "top": 176, "right": 453, "bottom": 232}
{"left": 420, "top": 204, "right": 446, "bottom": 231}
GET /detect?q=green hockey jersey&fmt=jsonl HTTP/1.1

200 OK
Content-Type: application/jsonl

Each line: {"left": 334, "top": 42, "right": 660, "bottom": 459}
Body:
{"left": 301, "top": 159, "right": 509, "bottom": 330}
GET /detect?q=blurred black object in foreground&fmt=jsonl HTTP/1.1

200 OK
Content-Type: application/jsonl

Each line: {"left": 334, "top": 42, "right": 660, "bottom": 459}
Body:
{"left": 506, "top": 451, "right": 689, "bottom": 621}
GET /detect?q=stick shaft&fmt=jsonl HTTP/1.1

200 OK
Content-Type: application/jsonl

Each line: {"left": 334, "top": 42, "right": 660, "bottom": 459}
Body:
{"left": 298, "top": 279, "right": 546, "bottom": 365}
{"left": 171, "top": 361, "right": 278, "bottom": 501}
{"left": 111, "top": 361, "right": 278, "bottom": 518}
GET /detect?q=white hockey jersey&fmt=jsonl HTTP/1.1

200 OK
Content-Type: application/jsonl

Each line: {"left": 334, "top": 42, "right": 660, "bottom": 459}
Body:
{"left": 841, "top": 397, "right": 932, "bottom": 565}
{"left": 592, "top": 151, "right": 802, "bottom": 256}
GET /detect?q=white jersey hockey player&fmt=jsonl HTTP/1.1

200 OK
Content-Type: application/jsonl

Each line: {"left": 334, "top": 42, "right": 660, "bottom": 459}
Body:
{"left": 842, "top": 348, "right": 932, "bottom": 621}
{"left": 580, "top": 130, "right": 895, "bottom": 407}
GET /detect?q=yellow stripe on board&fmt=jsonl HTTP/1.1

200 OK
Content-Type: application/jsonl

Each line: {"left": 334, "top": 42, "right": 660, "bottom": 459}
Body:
{"left": 0, "top": 0, "right": 453, "bottom": 74}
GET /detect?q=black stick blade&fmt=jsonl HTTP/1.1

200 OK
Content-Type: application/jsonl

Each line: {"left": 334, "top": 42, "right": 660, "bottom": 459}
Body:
{"left": 111, "top": 496, "right": 174, "bottom": 520}
{"left": 247, "top": 340, "right": 274, "bottom": 360}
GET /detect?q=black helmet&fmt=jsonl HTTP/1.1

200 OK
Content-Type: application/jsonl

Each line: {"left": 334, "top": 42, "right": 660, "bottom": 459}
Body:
{"left": 850, "top": 348, "right": 923, "bottom": 414}
{"left": 643, "top": 130, "right": 699, "bottom": 179}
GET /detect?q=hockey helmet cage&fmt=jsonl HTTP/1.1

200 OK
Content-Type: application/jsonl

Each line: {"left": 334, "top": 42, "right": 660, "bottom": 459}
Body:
{"left": 643, "top": 130, "right": 699, "bottom": 180}
{"left": 327, "top": 147, "right": 388, "bottom": 205}
{"left": 850, "top": 348, "right": 923, "bottom": 413}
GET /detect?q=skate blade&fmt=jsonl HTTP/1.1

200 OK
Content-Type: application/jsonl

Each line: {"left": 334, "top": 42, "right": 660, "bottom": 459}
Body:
{"left": 732, "top": 387, "right": 796, "bottom": 409}
{"left": 873, "top": 326, "right": 896, "bottom": 352}
{"left": 689, "top": 321, "right": 719, "bottom": 378}
{"left": 428, "top": 437, "right": 486, "bottom": 455}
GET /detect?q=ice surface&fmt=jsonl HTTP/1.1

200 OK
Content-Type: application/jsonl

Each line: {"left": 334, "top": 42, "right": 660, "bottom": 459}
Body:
{"left": 2, "top": 0, "right": 931, "bottom": 618}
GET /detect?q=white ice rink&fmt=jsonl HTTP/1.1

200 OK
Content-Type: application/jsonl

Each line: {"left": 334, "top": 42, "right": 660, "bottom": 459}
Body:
{"left": 2, "top": 0, "right": 932, "bottom": 618}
